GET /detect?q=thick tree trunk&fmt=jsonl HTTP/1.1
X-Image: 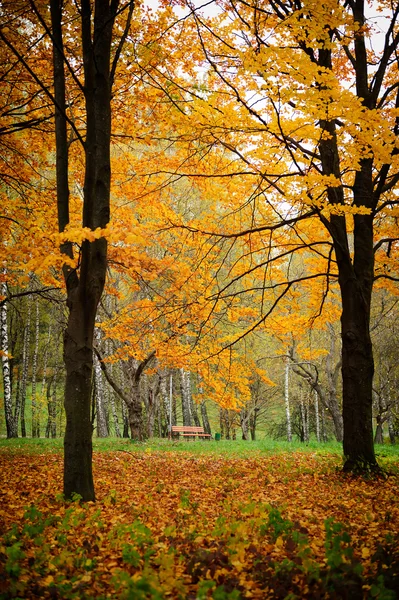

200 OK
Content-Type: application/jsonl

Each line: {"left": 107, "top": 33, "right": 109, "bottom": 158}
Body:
{"left": 341, "top": 283, "right": 376, "bottom": 469}
{"left": 317, "top": 11, "right": 378, "bottom": 472}
{"left": 63, "top": 300, "right": 96, "bottom": 500}
{"left": 50, "top": 0, "right": 124, "bottom": 500}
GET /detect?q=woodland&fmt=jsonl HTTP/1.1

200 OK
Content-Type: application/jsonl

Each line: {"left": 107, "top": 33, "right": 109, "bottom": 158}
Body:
{"left": 1, "top": 0, "right": 399, "bottom": 596}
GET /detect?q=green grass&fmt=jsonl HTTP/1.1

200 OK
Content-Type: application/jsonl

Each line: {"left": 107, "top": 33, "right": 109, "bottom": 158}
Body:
{"left": 1, "top": 435, "right": 399, "bottom": 462}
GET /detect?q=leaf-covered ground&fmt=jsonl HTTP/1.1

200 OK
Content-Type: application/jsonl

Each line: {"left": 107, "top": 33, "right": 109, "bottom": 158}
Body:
{"left": 1, "top": 443, "right": 398, "bottom": 599}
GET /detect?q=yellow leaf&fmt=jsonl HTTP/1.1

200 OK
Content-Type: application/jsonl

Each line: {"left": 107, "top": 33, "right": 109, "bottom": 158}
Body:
{"left": 361, "top": 547, "right": 371, "bottom": 559}
{"left": 275, "top": 536, "right": 284, "bottom": 549}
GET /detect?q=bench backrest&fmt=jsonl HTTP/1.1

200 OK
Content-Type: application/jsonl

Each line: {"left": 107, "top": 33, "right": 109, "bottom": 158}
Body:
{"left": 171, "top": 426, "right": 205, "bottom": 433}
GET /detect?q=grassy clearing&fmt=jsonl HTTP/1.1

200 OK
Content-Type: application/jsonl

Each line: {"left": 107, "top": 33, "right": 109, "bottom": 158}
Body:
{"left": 1, "top": 435, "right": 398, "bottom": 464}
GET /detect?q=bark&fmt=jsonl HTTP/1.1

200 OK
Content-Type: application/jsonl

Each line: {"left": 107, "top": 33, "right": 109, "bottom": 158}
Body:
{"left": 107, "top": 350, "right": 121, "bottom": 437}
{"left": 220, "top": 407, "right": 225, "bottom": 439}
{"left": 19, "top": 296, "right": 32, "bottom": 438}
{"left": 143, "top": 374, "right": 159, "bottom": 438}
{"left": 191, "top": 398, "right": 201, "bottom": 428}
{"left": 180, "top": 368, "right": 192, "bottom": 427}
{"left": 299, "top": 389, "right": 308, "bottom": 443}
{"left": 200, "top": 401, "right": 211, "bottom": 435}
{"left": 160, "top": 369, "right": 171, "bottom": 436}
{"left": 284, "top": 353, "right": 292, "bottom": 442}
{"left": 94, "top": 353, "right": 108, "bottom": 437}
{"left": 41, "top": 321, "right": 51, "bottom": 403}
{"left": 94, "top": 330, "right": 108, "bottom": 438}
{"left": 109, "top": 388, "right": 121, "bottom": 438}
{"left": 46, "top": 369, "right": 58, "bottom": 439}
{"left": 240, "top": 408, "right": 250, "bottom": 440}
{"left": 31, "top": 298, "right": 40, "bottom": 438}
{"left": 325, "top": 327, "right": 344, "bottom": 442}
{"left": 0, "top": 278, "right": 16, "bottom": 438}
{"left": 49, "top": 0, "right": 129, "bottom": 500}
{"left": 314, "top": 390, "right": 320, "bottom": 443}
{"left": 122, "top": 401, "right": 129, "bottom": 438}
{"left": 316, "top": 13, "right": 378, "bottom": 471}
{"left": 127, "top": 379, "right": 142, "bottom": 440}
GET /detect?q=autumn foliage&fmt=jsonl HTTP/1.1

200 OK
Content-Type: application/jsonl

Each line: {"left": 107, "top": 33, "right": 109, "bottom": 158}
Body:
{"left": 1, "top": 442, "right": 398, "bottom": 599}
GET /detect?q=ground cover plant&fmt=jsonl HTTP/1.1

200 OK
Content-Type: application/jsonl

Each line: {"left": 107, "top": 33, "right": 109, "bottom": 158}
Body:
{"left": 0, "top": 440, "right": 398, "bottom": 599}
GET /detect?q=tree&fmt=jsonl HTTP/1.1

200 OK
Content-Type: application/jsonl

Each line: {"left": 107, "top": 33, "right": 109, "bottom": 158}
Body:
{"left": 1, "top": 0, "right": 135, "bottom": 499}
{"left": 147, "top": 0, "right": 399, "bottom": 471}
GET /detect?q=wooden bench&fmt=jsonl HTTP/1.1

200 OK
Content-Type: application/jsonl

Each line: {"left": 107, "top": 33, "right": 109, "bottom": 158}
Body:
{"left": 171, "top": 425, "right": 211, "bottom": 440}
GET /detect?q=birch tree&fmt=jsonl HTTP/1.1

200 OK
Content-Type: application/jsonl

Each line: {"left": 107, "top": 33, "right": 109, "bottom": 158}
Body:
{"left": 0, "top": 276, "right": 15, "bottom": 437}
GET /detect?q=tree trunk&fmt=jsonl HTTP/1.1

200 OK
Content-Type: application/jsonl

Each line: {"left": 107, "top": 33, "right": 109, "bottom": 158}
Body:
{"left": 0, "top": 278, "right": 16, "bottom": 438}
{"left": 299, "top": 391, "right": 307, "bottom": 443}
{"left": 127, "top": 381, "right": 143, "bottom": 440}
{"left": 191, "top": 396, "right": 201, "bottom": 428}
{"left": 314, "top": 390, "right": 320, "bottom": 443}
{"left": 63, "top": 303, "right": 96, "bottom": 499}
{"left": 19, "top": 296, "right": 32, "bottom": 438}
{"left": 284, "top": 354, "right": 292, "bottom": 442}
{"left": 317, "top": 23, "right": 377, "bottom": 472}
{"left": 340, "top": 257, "right": 377, "bottom": 471}
{"left": 240, "top": 408, "right": 249, "bottom": 440}
{"left": 200, "top": 401, "right": 211, "bottom": 435}
{"left": 180, "top": 368, "right": 192, "bottom": 426}
{"left": 220, "top": 407, "right": 225, "bottom": 439}
{"left": 109, "top": 389, "right": 121, "bottom": 438}
{"left": 122, "top": 401, "right": 129, "bottom": 438}
{"left": 160, "top": 369, "right": 171, "bottom": 436}
{"left": 46, "top": 369, "right": 58, "bottom": 439}
{"left": 31, "top": 298, "right": 40, "bottom": 438}
{"left": 94, "top": 331, "right": 108, "bottom": 438}
{"left": 49, "top": 0, "right": 125, "bottom": 500}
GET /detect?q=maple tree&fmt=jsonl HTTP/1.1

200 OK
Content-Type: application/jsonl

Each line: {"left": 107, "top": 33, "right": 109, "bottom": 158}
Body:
{"left": 127, "top": 0, "right": 399, "bottom": 472}
{"left": 0, "top": 0, "right": 138, "bottom": 500}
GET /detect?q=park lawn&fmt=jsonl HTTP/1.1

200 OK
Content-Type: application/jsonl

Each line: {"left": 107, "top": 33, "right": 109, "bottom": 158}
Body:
{"left": 0, "top": 440, "right": 398, "bottom": 599}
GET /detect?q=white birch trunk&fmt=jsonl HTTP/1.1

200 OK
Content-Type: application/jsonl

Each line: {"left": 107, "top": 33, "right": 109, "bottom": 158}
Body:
{"left": 160, "top": 369, "right": 170, "bottom": 436}
{"left": 285, "top": 355, "right": 292, "bottom": 442}
{"left": 304, "top": 392, "right": 309, "bottom": 443}
{"left": 41, "top": 322, "right": 52, "bottom": 396}
{"left": 180, "top": 368, "right": 192, "bottom": 426}
{"left": 18, "top": 296, "right": 32, "bottom": 437}
{"left": 0, "top": 278, "right": 15, "bottom": 437}
{"left": 31, "top": 298, "right": 40, "bottom": 437}
{"left": 314, "top": 390, "right": 320, "bottom": 442}
{"left": 105, "top": 341, "right": 121, "bottom": 437}
{"left": 94, "top": 330, "right": 108, "bottom": 437}
{"left": 299, "top": 387, "right": 306, "bottom": 442}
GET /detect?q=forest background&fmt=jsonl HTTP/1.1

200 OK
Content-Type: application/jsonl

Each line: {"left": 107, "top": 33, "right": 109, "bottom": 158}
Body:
{"left": 1, "top": 0, "right": 399, "bottom": 495}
